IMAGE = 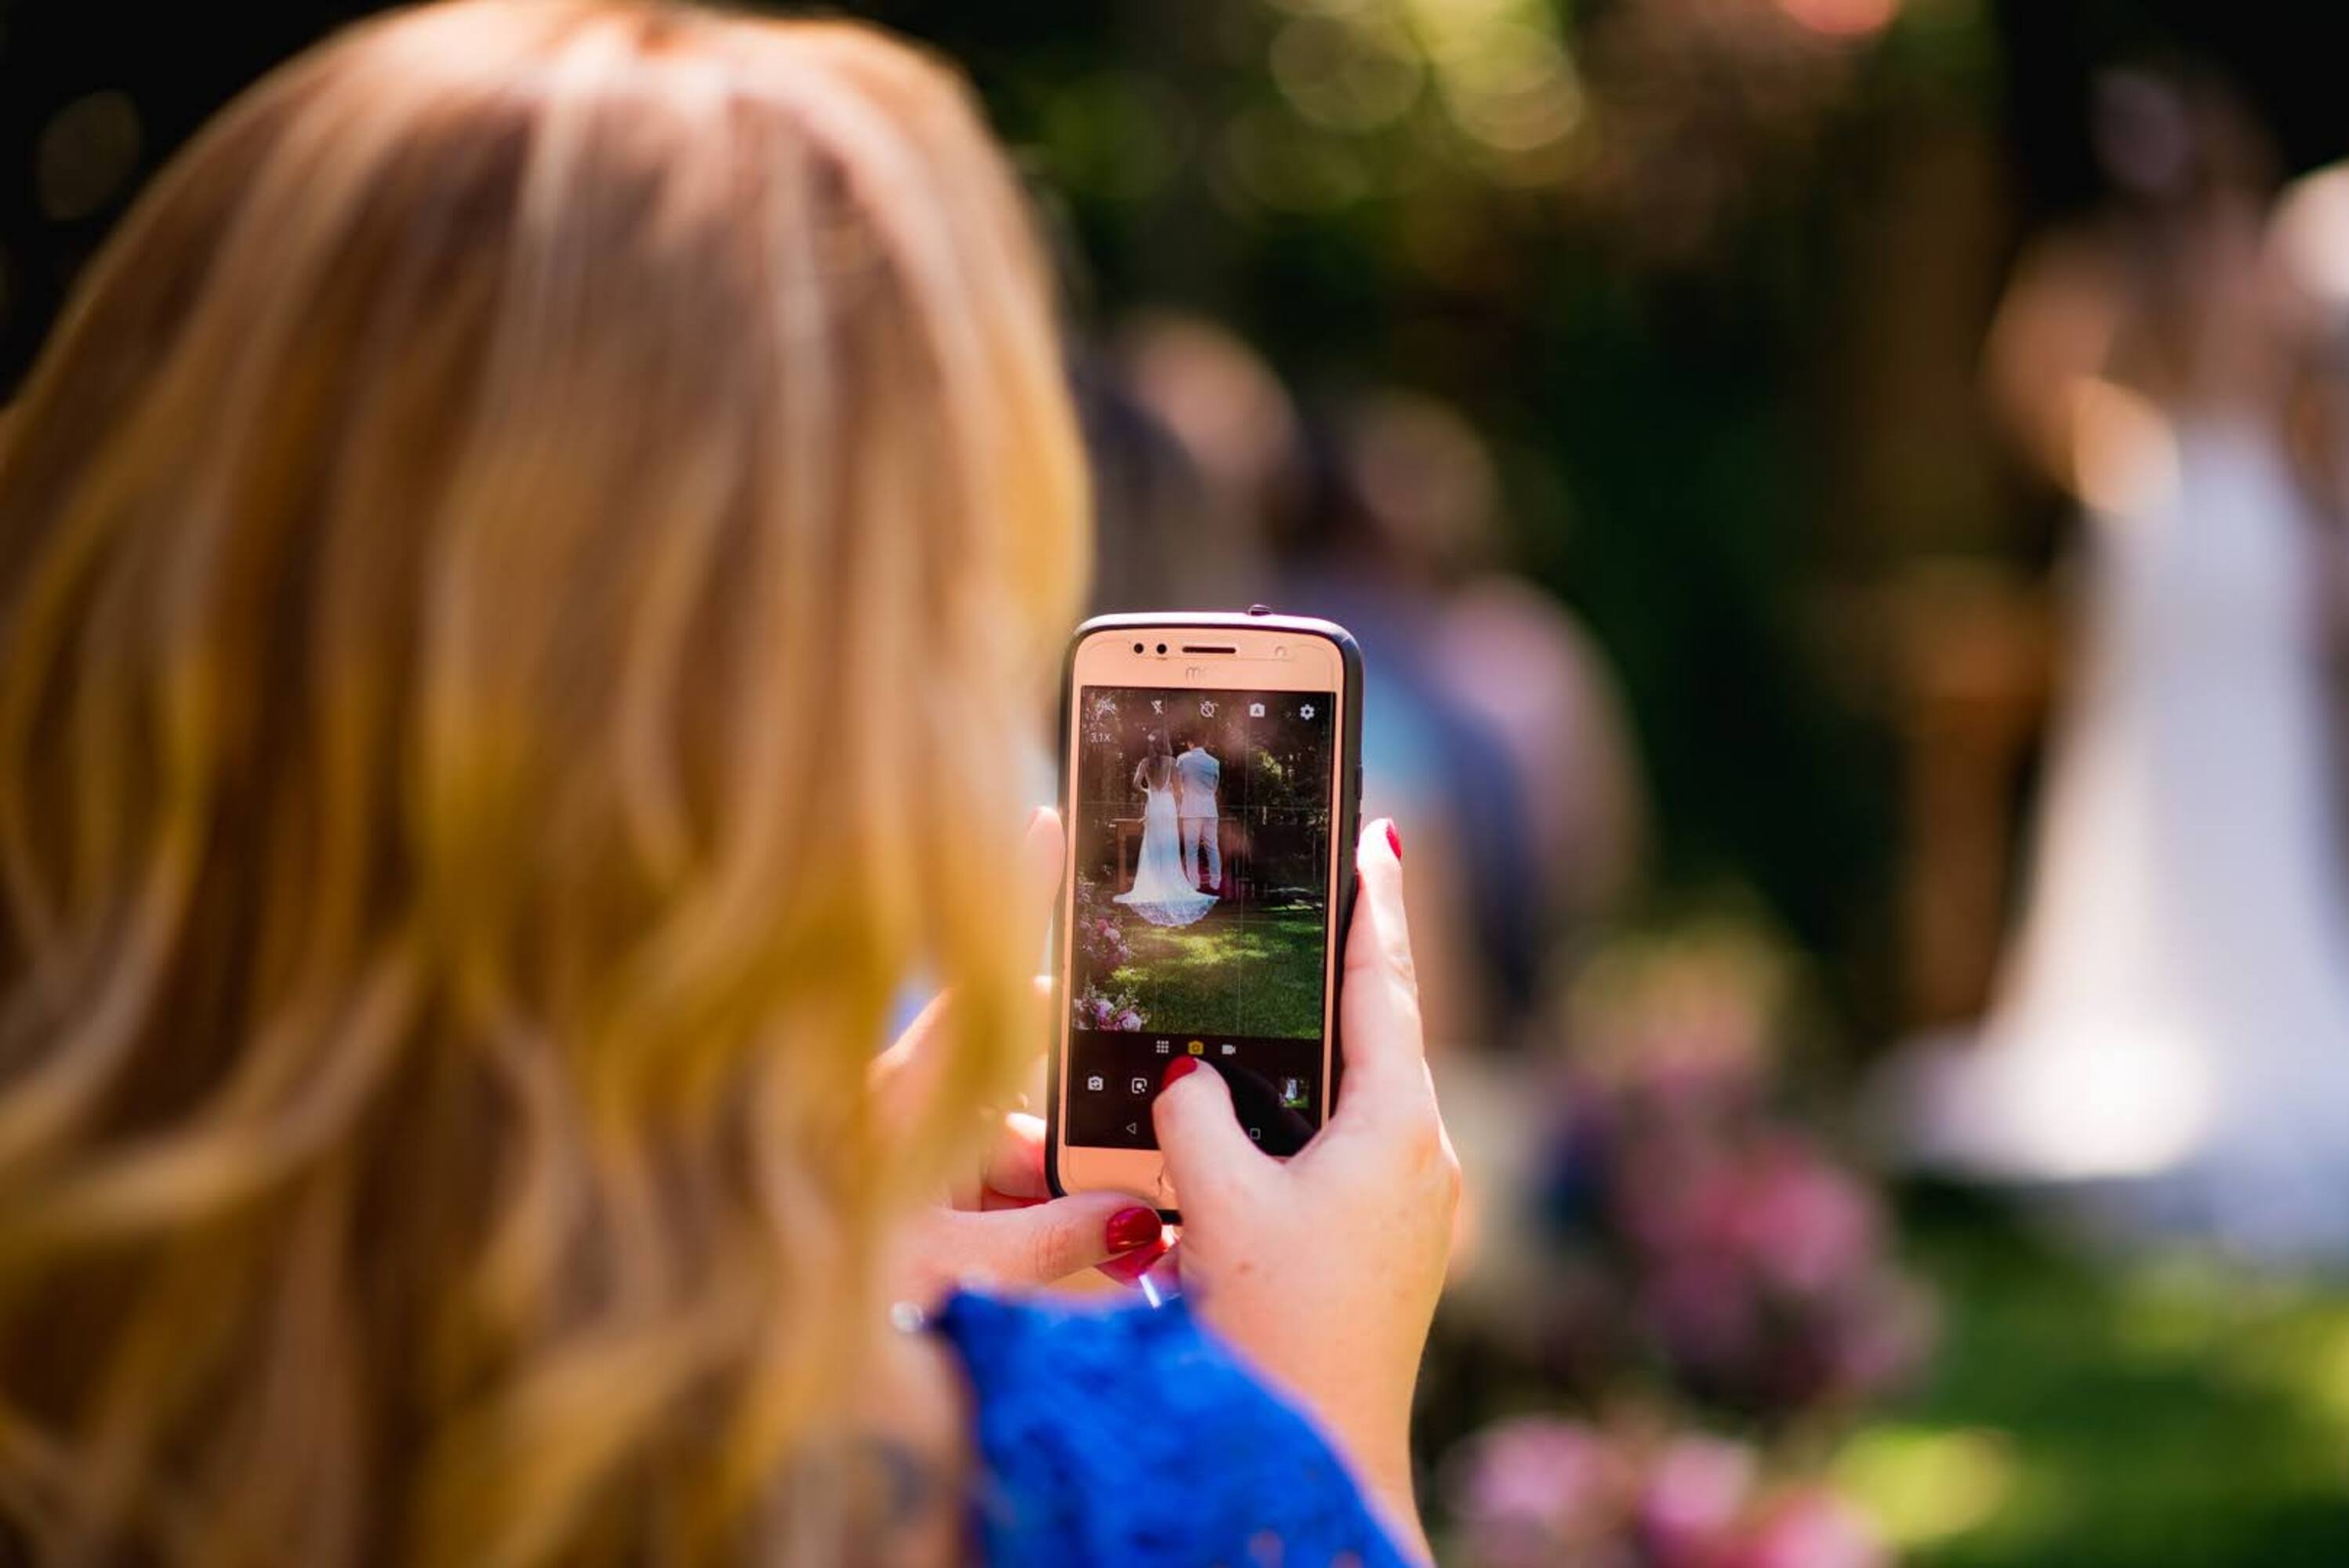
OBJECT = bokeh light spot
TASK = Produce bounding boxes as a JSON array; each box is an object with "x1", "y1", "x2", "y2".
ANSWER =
[
  {"x1": 1269, "y1": 13, "x2": 1423, "y2": 133},
  {"x1": 1222, "y1": 107, "x2": 1374, "y2": 212},
  {"x1": 2275, "y1": 164, "x2": 2349, "y2": 308}
]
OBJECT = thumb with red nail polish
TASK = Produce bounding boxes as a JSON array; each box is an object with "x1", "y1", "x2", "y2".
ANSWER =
[{"x1": 909, "y1": 1187, "x2": 1174, "y2": 1293}]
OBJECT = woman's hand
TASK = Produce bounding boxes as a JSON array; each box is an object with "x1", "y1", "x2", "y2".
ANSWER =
[
  {"x1": 877, "y1": 810, "x2": 1171, "y2": 1301},
  {"x1": 892, "y1": 1086, "x2": 1171, "y2": 1298},
  {"x1": 1152, "y1": 818, "x2": 1459, "y2": 1557}
]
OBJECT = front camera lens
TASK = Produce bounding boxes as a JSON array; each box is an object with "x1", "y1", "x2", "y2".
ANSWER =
[
  {"x1": 1133, "y1": 641, "x2": 1144, "y2": 653},
  {"x1": 1156, "y1": 642, "x2": 1167, "y2": 655}
]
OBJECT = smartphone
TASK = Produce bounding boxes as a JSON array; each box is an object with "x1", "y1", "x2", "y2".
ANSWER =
[{"x1": 1047, "y1": 611, "x2": 1363, "y2": 1218}]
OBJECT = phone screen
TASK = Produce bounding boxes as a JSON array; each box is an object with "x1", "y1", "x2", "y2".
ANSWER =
[{"x1": 1066, "y1": 683, "x2": 1338, "y2": 1157}]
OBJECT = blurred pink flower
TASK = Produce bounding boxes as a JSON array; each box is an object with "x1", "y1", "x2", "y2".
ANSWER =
[
  {"x1": 1638, "y1": 1434, "x2": 1756, "y2": 1565},
  {"x1": 1447, "y1": 1416, "x2": 1632, "y2": 1567},
  {"x1": 1072, "y1": 887, "x2": 1135, "y2": 973},
  {"x1": 1721, "y1": 1487, "x2": 1885, "y2": 1568},
  {"x1": 1730, "y1": 1136, "x2": 1881, "y2": 1298},
  {"x1": 1447, "y1": 1415, "x2": 1886, "y2": 1568}
]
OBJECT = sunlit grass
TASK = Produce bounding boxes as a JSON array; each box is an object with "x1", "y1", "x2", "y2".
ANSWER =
[
  {"x1": 2304, "y1": 1319, "x2": 2349, "y2": 1436},
  {"x1": 1109, "y1": 902, "x2": 1324, "y2": 1038},
  {"x1": 1833, "y1": 1424, "x2": 2019, "y2": 1552},
  {"x1": 1871, "y1": 1186, "x2": 2349, "y2": 1566}
]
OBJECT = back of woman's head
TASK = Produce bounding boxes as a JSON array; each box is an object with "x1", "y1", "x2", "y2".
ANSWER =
[{"x1": 0, "y1": 2, "x2": 1085, "y2": 1559}]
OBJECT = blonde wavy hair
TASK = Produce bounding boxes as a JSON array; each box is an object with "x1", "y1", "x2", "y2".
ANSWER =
[{"x1": 0, "y1": 2, "x2": 1086, "y2": 1561}]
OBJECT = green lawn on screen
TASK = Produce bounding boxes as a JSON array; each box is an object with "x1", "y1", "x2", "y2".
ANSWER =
[{"x1": 1110, "y1": 902, "x2": 1323, "y2": 1040}]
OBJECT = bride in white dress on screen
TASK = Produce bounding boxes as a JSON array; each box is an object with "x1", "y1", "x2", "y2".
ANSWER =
[{"x1": 1116, "y1": 732, "x2": 1217, "y2": 928}]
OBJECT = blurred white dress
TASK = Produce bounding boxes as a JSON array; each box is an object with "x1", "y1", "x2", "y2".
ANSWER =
[
  {"x1": 1915, "y1": 417, "x2": 2349, "y2": 1258},
  {"x1": 1116, "y1": 783, "x2": 1215, "y2": 928}
]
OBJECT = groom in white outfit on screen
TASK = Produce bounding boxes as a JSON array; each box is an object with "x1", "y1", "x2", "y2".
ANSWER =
[{"x1": 1174, "y1": 736, "x2": 1222, "y2": 897}]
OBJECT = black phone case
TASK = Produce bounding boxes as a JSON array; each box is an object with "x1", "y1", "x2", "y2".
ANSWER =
[{"x1": 1044, "y1": 611, "x2": 1366, "y2": 1221}]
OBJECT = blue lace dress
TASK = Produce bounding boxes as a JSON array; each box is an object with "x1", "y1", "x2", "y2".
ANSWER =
[{"x1": 932, "y1": 1290, "x2": 1414, "y2": 1566}]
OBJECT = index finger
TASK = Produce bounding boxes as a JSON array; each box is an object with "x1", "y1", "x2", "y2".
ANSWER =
[
  {"x1": 981, "y1": 1111, "x2": 1051, "y2": 1201},
  {"x1": 1336, "y1": 818, "x2": 1428, "y2": 1105}
]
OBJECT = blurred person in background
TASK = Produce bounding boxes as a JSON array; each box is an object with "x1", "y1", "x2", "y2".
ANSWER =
[
  {"x1": 1069, "y1": 357, "x2": 1215, "y2": 619},
  {"x1": 1282, "y1": 391, "x2": 1541, "y2": 1054},
  {"x1": 1898, "y1": 62, "x2": 2349, "y2": 1261},
  {"x1": 1276, "y1": 388, "x2": 1646, "y2": 1053},
  {"x1": 0, "y1": 2, "x2": 1460, "y2": 1562},
  {"x1": 1414, "y1": 458, "x2": 1648, "y2": 956},
  {"x1": 1100, "y1": 310, "x2": 1288, "y2": 613}
]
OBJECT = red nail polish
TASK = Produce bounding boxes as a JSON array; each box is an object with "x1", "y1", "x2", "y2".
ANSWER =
[
  {"x1": 1162, "y1": 1057, "x2": 1200, "y2": 1089},
  {"x1": 1097, "y1": 1236, "x2": 1171, "y2": 1287},
  {"x1": 1106, "y1": 1206, "x2": 1160, "y2": 1254},
  {"x1": 1385, "y1": 820, "x2": 1403, "y2": 863}
]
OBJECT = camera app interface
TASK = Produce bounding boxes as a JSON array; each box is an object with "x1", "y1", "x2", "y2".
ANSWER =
[{"x1": 1066, "y1": 684, "x2": 1336, "y2": 1157}]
